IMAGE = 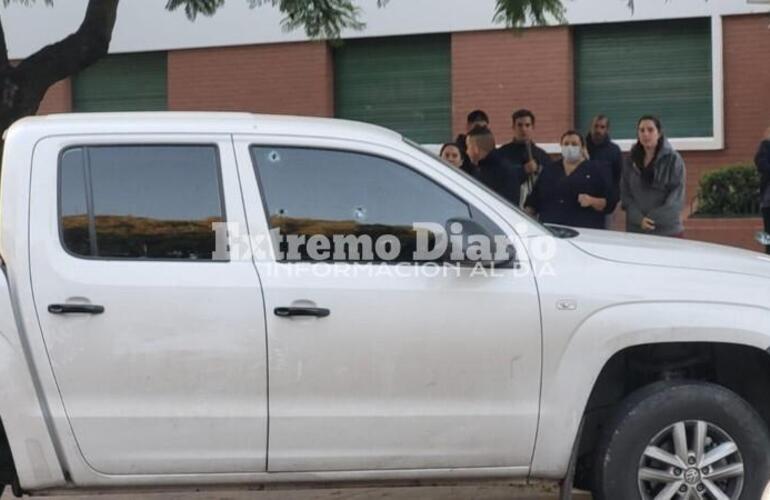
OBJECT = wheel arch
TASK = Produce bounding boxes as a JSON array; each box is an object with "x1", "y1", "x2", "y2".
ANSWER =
[{"x1": 531, "y1": 300, "x2": 770, "y2": 481}]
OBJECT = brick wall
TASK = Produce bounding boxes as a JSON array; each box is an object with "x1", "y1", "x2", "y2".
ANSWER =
[
  {"x1": 36, "y1": 78, "x2": 72, "y2": 114},
  {"x1": 677, "y1": 14, "x2": 770, "y2": 250},
  {"x1": 168, "y1": 41, "x2": 334, "y2": 117},
  {"x1": 451, "y1": 27, "x2": 573, "y2": 145},
  {"x1": 682, "y1": 14, "x2": 770, "y2": 207},
  {"x1": 685, "y1": 217, "x2": 766, "y2": 252}
]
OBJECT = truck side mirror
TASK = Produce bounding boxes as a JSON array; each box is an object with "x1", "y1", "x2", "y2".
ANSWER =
[{"x1": 442, "y1": 217, "x2": 516, "y2": 268}]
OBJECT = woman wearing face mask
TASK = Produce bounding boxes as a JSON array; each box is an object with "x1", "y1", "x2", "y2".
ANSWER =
[
  {"x1": 439, "y1": 143, "x2": 464, "y2": 169},
  {"x1": 525, "y1": 130, "x2": 617, "y2": 229},
  {"x1": 622, "y1": 116, "x2": 686, "y2": 236}
]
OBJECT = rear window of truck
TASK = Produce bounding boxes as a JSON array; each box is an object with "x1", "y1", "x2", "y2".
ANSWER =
[{"x1": 59, "y1": 145, "x2": 226, "y2": 261}]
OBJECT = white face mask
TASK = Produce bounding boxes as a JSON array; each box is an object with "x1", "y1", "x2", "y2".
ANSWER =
[{"x1": 561, "y1": 145, "x2": 583, "y2": 163}]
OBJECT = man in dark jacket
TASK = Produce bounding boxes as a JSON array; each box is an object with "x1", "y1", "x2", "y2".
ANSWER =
[
  {"x1": 586, "y1": 115, "x2": 623, "y2": 229},
  {"x1": 456, "y1": 110, "x2": 490, "y2": 175},
  {"x1": 586, "y1": 115, "x2": 623, "y2": 189},
  {"x1": 756, "y1": 131, "x2": 770, "y2": 254},
  {"x1": 466, "y1": 125, "x2": 522, "y2": 207},
  {"x1": 496, "y1": 109, "x2": 551, "y2": 207}
]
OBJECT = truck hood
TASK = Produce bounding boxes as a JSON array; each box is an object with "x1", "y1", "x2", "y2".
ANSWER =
[{"x1": 567, "y1": 228, "x2": 770, "y2": 280}]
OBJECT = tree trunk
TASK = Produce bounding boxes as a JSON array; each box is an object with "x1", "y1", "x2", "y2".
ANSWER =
[{"x1": 0, "y1": 0, "x2": 120, "y2": 135}]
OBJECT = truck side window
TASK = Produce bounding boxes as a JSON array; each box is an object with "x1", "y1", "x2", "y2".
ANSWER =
[
  {"x1": 60, "y1": 148, "x2": 92, "y2": 256},
  {"x1": 59, "y1": 145, "x2": 226, "y2": 261},
  {"x1": 250, "y1": 146, "x2": 472, "y2": 263}
]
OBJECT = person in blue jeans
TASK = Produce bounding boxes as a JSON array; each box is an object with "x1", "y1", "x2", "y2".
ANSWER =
[{"x1": 756, "y1": 128, "x2": 770, "y2": 254}]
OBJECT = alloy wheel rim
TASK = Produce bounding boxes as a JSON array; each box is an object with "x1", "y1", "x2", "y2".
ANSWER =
[{"x1": 637, "y1": 420, "x2": 744, "y2": 500}]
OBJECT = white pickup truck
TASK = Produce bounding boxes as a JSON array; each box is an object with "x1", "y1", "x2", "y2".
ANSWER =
[{"x1": 1, "y1": 113, "x2": 769, "y2": 500}]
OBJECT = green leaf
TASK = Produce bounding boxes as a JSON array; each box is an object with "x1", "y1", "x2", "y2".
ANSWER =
[
  {"x1": 695, "y1": 163, "x2": 761, "y2": 217},
  {"x1": 493, "y1": 0, "x2": 567, "y2": 27}
]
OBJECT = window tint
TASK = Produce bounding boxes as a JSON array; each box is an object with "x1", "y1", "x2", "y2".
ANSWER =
[
  {"x1": 250, "y1": 146, "x2": 471, "y2": 262},
  {"x1": 59, "y1": 145, "x2": 225, "y2": 260}
]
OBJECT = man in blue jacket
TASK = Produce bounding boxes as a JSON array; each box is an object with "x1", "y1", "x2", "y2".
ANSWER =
[
  {"x1": 756, "y1": 129, "x2": 770, "y2": 254},
  {"x1": 586, "y1": 115, "x2": 623, "y2": 228}
]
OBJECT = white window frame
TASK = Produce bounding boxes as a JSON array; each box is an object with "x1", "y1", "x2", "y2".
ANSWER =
[{"x1": 555, "y1": 15, "x2": 724, "y2": 154}]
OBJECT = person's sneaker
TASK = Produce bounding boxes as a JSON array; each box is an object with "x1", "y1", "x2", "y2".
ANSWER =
[{"x1": 756, "y1": 231, "x2": 770, "y2": 245}]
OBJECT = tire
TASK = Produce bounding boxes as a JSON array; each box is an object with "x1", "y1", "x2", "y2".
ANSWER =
[{"x1": 593, "y1": 381, "x2": 770, "y2": 500}]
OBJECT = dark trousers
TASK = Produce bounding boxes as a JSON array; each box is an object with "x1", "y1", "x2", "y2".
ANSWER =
[{"x1": 764, "y1": 207, "x2": 770, "y2": 254}]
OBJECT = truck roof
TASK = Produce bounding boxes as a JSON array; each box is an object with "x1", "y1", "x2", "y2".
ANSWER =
[{"x1": 5, "y1": 112, "x2": 404, "y2": 144}]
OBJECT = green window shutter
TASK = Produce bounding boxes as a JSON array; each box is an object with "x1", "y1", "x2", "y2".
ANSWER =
[
  {"x1": 575, "y1": 18, "x2": 712, "y2": 140},
  {"x1": 335, "y1": 35, "x2": 451, "y2": 144},
  {"x1": 73, "y1": 52, "x2": 167, "y2": 112}
]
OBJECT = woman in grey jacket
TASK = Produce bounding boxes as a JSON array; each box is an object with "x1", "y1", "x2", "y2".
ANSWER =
[{"x1": 621, "y1": 116, "x2": 686, "y2": 236}]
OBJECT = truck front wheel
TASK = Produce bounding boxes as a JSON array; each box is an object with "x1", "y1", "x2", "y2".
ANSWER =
[{"x1": 594, "y1": 381, "x2": 770, "y2": 500}]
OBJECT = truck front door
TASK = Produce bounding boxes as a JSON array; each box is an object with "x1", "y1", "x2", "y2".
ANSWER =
[{"x1": 234, "y1": 138, "x2": 543, "y2": 472}]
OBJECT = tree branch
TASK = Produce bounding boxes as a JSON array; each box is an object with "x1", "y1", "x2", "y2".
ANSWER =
[
  {"x1": 0, "y1": 15, "x2": 9, "y2": 70},
  {"x1": 17, "y1": 0, "x2": 119, "y2": 88},
  {"x1": 0, "y1": 0, "x2": 119, "y2": 133}
]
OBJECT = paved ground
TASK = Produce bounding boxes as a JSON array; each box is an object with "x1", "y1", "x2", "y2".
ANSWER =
[{"x1": 1, "y1": 483, "x2": 591, "y2": 499}]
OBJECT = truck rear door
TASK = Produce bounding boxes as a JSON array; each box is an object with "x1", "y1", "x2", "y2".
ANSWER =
[{"x1": 29, "y1": 135, "x2": 268, "y2": 475}]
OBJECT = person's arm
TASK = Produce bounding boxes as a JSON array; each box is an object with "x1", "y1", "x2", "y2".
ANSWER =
[
  {"x1": 507, "y1": 169, "x2": 522, "y2": 208},
  {"x1": 756, "y1": 140, "x2": 770, "y2": 176},
  {"x1": 524, "y1": 170, "x2": 541, "y2": 215},
  {"x1": 498, "y1": 147, "x2": 527, "y2": 187},
  {"x1": 535, "y1": 146, "x2": 552, "y2": 171},
  {"x1": 579, "y1": 194, "x2": 607, "y2": 212},
  {"x1": 600, "y1": 162, "x2": 620, "y2": 214},
  {"x1": 580, "y1": 164, "x2": 617, "y2": 213},
  {"x1": 621, "y1": 161, "x2": 646, "y2": 228},
  {"x1": 611, "y1": 145, "x2": 623, "y2": 189},
  {"x1": 646, "y1": 154, "x2": 686, "y2": 227}
]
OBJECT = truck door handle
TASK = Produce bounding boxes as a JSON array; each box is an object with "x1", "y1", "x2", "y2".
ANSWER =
[
  {"x1": 274, "y1": 307, "x2": 330, "y2": 318},
  {"x1": 48, "y1": 304, "x2": 105, "y2": 315}
]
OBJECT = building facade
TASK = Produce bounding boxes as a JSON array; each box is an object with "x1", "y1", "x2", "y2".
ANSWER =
[{"x1": 7, "y1": 0, "x2": 770, "y2": 249}]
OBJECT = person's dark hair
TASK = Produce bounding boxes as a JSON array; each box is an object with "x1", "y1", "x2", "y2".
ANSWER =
[
  {"x1": 440, "y1": 143, "x2": 460, "y2": 156},
  {"x1": 630, "y1": 115, "x2": 665, "y2": 184},
  {"x1": 467, "y1": 110, "x2": 490, "y2": 125},
  {"x1": 592, "y1": 114, "x2": 610, "y2": 128},
  {"x1": 560, "y1": 129, "x2": 585, "y2": 146},
  {"x1": 512, "y1": 109, "x2": 536, "y2": 126},
  {"x1": 467, "y1": 125, "x2": 496, "y2": 155}
]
